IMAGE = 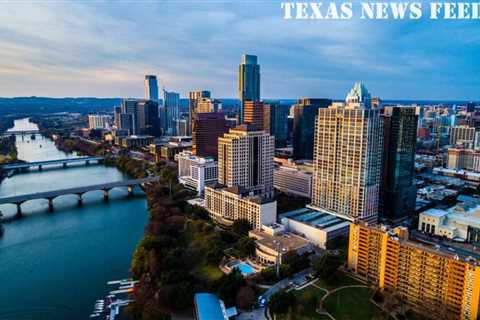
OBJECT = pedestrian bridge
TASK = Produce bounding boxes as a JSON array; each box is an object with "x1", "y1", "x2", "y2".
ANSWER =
[
  {"x1": 1, "y1": 156, "x2": 104, "y2": 171},
  {"x1": 0, "y1": 176, "x2": 159, "y2": 218}
]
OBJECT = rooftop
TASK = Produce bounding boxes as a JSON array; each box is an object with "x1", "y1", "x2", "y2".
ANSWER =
[
  {"x1": 280, "y1": 207, "x2": 350, "y2": 232},
  {"x1": 194, "y1": 293, "x2": 227, "y2": 320},
  {"x1": 250, "y1": 230, "x2": 310, "y2": 253}
]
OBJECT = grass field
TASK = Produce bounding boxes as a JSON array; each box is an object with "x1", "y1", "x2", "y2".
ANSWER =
[{"x1": 323, "y1": 286, "x2": 387, "y2": 320}]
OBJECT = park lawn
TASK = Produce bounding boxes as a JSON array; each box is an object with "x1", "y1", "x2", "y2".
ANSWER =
[
  {"x1": 323, "y1": 287, "x2": 386, "y2": 320},
  {"x1": 196, "y1": 264, "x2": 224, "y2": 281},
  {"x1": 291, "y1": 285, "x2": 327, "y2": 319},
  {"x1": 315, "y1": 274, "x2": 363, "y2": 290}
]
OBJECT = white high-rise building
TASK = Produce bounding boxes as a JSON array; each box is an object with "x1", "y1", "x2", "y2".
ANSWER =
[
  {"x1": 311, "y1": 83, "x2": 383, "y2": 224},
  {"x1": 218, "y1": 124, "x2": 274, "y2": 198}
]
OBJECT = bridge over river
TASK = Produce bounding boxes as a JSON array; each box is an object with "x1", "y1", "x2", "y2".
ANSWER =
[
  {"x1": 1, "y1": 156, "x2": 105, "y2": 172},
  {"x1": 0, "y1": 176, "x2": 159, "y2": 218}
]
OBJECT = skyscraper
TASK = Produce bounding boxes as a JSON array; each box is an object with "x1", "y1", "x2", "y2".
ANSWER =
[
  {"x1": 189, "y1": 90, "x2": 211, "y2": 134},
  {"x1": 192, "y1": 112, "x2": 227, "y2": 159},
  {"x1": 311, "y1": 84, "x2": 382, "y2": 223},
  {"x1": 243, "y1": 100, "x2": 264, "y2": 131},
  {"x1": 346, "y1": 82, "x2": 371, "y2": 108},
  {"x1": 218, "y1": 125, "x2": 274, "y2": 198},
  {"x1": 292, "y1": 98, "x2": 332, "y2": 160},
  {"x1": 144, "y1": 75, "x2": 159, "y2": 101},
  {"x1": 263, "y1": 103, "x2": 290, "y2": 147},
  {"x1": 196, "y1": 97, "x2": 221, "y2": 113},
  {"x1": 118, "y1": 99, "x2": 159, "y2": 136},
  {"x1": 380, "y1": 106, "x2": 418, "y2": 223},
  {"x1": 238, "y1": 54, "x2": 260, "y2": 124},
  {"x1": 162, "y1": 89, "x2": 180, "y2": 136}
]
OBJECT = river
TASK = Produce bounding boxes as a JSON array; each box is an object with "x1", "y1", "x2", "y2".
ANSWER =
[{"x1": 0, "y1": 118, "x2": 147, "y2": 320}]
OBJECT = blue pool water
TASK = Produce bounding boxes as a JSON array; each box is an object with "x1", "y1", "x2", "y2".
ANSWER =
[{"x1": 234, "y1": 263, "x2": 256, "y2": 276}]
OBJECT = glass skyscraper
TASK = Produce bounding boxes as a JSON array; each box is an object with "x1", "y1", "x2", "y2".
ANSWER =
[
  {"x1": 238, "y1": 54, "x2": 260, "y2": 124},
  {"x1": 380, "y1": 106, "x2": 418, "y2": 223},
  {"x1": 263, "y1": 102, "x2": 290, "y2": 147},
  {"x1": 292, "y1": 98, "x2": 331, "y2": 160},
  {"x1": 162, "y1": 89, "x2": 180, "y2": 136},
  {"x1": 144, "y1": 75, "x2": 159, "y2": 101}
]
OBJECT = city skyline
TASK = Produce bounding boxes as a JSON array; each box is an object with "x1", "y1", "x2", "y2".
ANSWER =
[{"x1": 0, "y1": 2, "x2": 479, "y2": 100}]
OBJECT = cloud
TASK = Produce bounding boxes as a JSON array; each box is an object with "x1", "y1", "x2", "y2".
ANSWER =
[{"x1": 0, "y1": 1, "x2": 478, "y2": 100}]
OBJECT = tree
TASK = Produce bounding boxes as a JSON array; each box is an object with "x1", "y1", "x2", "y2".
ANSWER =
[
  {"x1": 234, "y1": 236, "x2": 256, "y2": 258},
  {"x1": 231, "y1": 219, "x2": 252, "y2": 236},
  {"x1": 268, "y1": 290, "x2": 295, "y2": 317},
  {"x1": 217, "y1": 269, "x2": 246, "y2": 306},
  {"x1": 313, "y1": 253, "x2": 344, "y2": 285},
  {"x1": 236, "y1": 286, "x2": 256, "y2": 310}
]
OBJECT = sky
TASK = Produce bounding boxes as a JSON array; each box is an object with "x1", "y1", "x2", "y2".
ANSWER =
[{"x1": 0, "y1": 1, "x2": 479, "y2": 100}]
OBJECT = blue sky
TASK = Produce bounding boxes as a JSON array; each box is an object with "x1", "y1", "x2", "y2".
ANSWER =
[{"x1": 0, "y1": 1, "x2": 479, "y2": 100}]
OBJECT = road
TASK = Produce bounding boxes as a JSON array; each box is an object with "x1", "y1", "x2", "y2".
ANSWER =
[{"x1": 236, "y1": 268, "x2": 313, "y2": 320}]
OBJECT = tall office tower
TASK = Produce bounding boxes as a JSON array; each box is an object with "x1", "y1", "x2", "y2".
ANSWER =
[
  {"x1": 263, "y1": 103, "x2": 290, "y2": 147},
  {"x1": 113, "y1": 106, "x2": 121, "y2": 128},
  {"x1": 137, "y1": 99, "x2": 160, "y2": 136},
  {"x1": 144, "y1": 75, "x2": 159, "y2": 101},
  {"x1": 467, "y1": 101, "x2": 476, "y2": 113},
  {"x1": 243, "y1": 100, "x2": 264, "y2": 131},
  {"x1": 450, "y1": 125, "x2": 476, "y2": 145},
  {"x1": 346, "y1": 81, "x2": 372, "y2": 108},
  {"x1": 120, "y1": 99, "x2": 139, "y2": 134},
  {"x1": 192, "y1": 112, "x2": 227, "y2": 159},
  {"x1": 197, "y1": 97, "x2": 221, "y2": 113},
  {"x1": 188, "y1": 90, "x2": 211, "y2": 134},
  {"x1": 163, "y1": 89, "x2": 180, "y2": 136},
  {"x1": 238, "y1": 54, "x2": 260, "y2": 124},
  {"x1": 119, "y1": 99, "x2": 159, "y2": 136},
  {"x1": 292, "y1": 98, "x2": 332, "y2": 160},
  {"x1": 380, "y1": 106, "x2": 418, "y2": 223},
  {"x1": 348, "y1": 223, "x2": 480, "y2": 320},
  {"x1": 218, "y1": 125, "x2": 274, "y2": 198},
  {"x1": 311, "y1": 84, "x2": 382, "y2": 223}
]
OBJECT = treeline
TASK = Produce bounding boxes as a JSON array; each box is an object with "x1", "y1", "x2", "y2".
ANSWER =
[{"x1": 128, "y1": 163, "x2": 261, "y2": 319}]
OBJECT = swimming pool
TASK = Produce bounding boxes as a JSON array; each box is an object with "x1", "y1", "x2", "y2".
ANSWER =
[{"x1": 233, "y1": 262, "x2": 256, "y2": 276}]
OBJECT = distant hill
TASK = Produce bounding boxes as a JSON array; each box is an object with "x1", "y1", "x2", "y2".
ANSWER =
[{"x1": 0, "y1": 96, "x2": 475, "y2": 117}]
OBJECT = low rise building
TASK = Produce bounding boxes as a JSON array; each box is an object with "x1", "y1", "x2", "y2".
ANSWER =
[
  {"x1": 176, "y1": 151, "x2": 218, "y2": 195},
  {"x1": 419, "y1": 198, "x2": 480, "y2": 244},
  {"x1": 273, "y1": 163, "x2": 313, "y2": 198},
  {"x1": 204, "y1": 185, "x2": 276, "y2": 230},
  {"x1": 248, "y1": 229, "x2": 312, "y2": 266},
  {"x1": 194, "y1": 293, "x2": 237, "y2": 320},
  {"x1": 115, "y1": 135, "x2": 154, "y2": 148},
  {"x1": 279, "y1": 207, "x2": 350, "y2": 249},
  {"x1": 348, "y1": 223, "x2": 480, "y2": 320}
]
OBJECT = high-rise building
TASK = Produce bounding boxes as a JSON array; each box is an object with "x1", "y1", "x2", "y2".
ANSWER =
[
  {"x1": 162, "y1": 89, "x2": 180, "y2": 136},
  {"x1": 238, "y1": 54, "x2": 260, "y2": 123},
  {"x1": 467, "y1": 101, "x2": 476, "y2": 113},
  {"x1": 189, "y1": 90, "x2": 211, "y2": 134},
  {"x1": 263, "y1": 103, "x2": 290, "y2": 147},
  {"x1": 243, "y1": 100, "x2": 264, "y2": 131},
  {"x1": 311, "y1": 84, "x2": 382, "y2": 223},
  {"x1": 348, "y1": 223, "x2": 480, "y2": 320},
  {"x1": 137, "y1": 100, "x2": 160, "y2": 136},
  {"x1": 218, "y1": 125, "x2": 274, "y2": 198},
  {"x1": 292, "y1": 98, "x2": 332, "y2": 160},
  {"x1": 450, "y1": 125, "x2": 475, "y2": 145},
  {"x1": 144, "y1": 75, "x2": 159, "y2": 101},
  {"x1": 192, "y1": 112, "x2": 227, "y2": 159},
  {"x1": 118, "y1": 99, "x2": 159, "y2": 136},
  {"x1": 197, "y1": 97, "x2": 221, "y2": 113},
  {"x1": 346, "y1": 82, "x2": 372, "y2": 108},
  {"x1": 380, "y1": 106, "x2": 418, "y2": 223},
  {"x1": 177, "y1": 151, "x2": 218, "y2": 196}
]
